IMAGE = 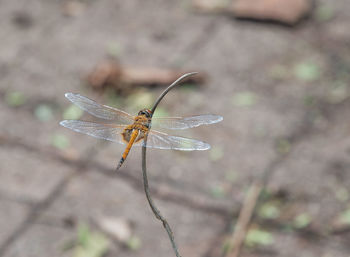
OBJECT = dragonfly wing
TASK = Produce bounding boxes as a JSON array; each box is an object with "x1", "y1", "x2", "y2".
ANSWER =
[
  {"x1": 65, "y1": 93, "x2": 133, "y2": 124},
  {"x1": 151, "y1": 114, "x2": 223, "y2": 130},
  {"x1": 141, "y1": 130, "x2": 210, "y2": 151},
  {"x1": 60, "y1": 120, "x2": 127, "y2": 144}
]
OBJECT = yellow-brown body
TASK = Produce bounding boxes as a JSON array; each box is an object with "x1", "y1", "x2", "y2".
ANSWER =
[{"x1": 116, "y1": 110, "x2": 152, "y2": 170}]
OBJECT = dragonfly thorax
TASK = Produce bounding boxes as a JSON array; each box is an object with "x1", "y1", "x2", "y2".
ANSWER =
[
  {"x1": 123, "y1": 114, "x2": 150, "y2": 144},
  {"x1": 134, "y1": 112, "x2": 151, "y2": 128}
]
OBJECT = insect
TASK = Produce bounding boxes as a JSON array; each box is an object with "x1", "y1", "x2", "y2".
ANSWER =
[{"x1": 60, "y1": 93, "x2": 223, "y2": 170}]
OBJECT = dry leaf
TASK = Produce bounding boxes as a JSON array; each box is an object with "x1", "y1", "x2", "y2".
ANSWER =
[
  {"x1": 193, "y1": 0, "x2": 312, "y2": 25},
  {"x1": 87, "y1": 59, "x2": 207, "y2": 94},
  {"x1": 231, "y1": 0, "x2": 312, "y2": 24},
  {"x1": 62, "y1": 0, "x2": 86, "y2": 17},
  {"x1": 97, "y1": 216, "x2": 132, "y2": 243}
]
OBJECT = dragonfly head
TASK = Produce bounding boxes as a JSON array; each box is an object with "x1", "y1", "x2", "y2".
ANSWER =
[{"x1": 138, "y1": 109, "x2": 152, "y2": 118}]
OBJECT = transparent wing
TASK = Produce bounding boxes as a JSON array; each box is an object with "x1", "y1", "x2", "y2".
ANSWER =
[
  {"x1": 151, "y1": 114, "x2": 223, "y2": 130},
  {"x1": 60, "y1": 120, "x2": 127, "y2": 144},
  {"x1": 142, "y1": 130, "x2": 210, "y2": 151},
  {"x1": 60, "y1": 120, "x2": 211, "y2": 151},
  {"x1": 65, "y1": 93, "x2": 133, "y2": 124}
]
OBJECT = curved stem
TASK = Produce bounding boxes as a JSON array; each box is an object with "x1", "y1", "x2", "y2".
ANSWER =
[
  {"x1": 150, "y1": 72, "x2": 198, "y2": 115},
  {"x1": 142, "y1": 72, "x2": 198, "y2": 257},
  {"x1": 142, "y1": 143, "x2": 181, "y2": 257}
]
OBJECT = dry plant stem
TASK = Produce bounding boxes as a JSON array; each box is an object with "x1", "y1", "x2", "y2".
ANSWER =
[
  {"x1": 151, "y1": 72, "x2": 198, "y2": 113},
  {"x1": 226, "y1": 181, "x2": 262, "y2": 257},
  {"x1": 142, "y1": 144, "x2": 181, "y2": 257},
  {"x1": 142, "y1": 72, "x2": 198, "y2": 257},
  {"x1": 225, "y1": 155, "x2": 289, "y2": 257}
]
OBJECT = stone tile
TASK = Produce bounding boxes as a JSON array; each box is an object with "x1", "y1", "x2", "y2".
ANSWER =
[
  {"x1": 0, "y1": 100, "x2": 100, "y2": 155},
  {"x1": 3, "y1": 224, "x2": 72, "y2": 257},
  {"x1": 0, "y1": 0, "x2": 349, "y2": 256},
  {"x1": 270, "y1": 101, "x2": 350, "y2": 226},
  {"x1": 42, "y1": 171, "x2": 225, "y2": 257},
  {"x1": 0, "y1": 200, "x2": 30, "y2": 247},
  {"x1": 268, "y1": 231, "x2": 349, "y2": 257},
  {"x1": 0, "y1": 0, "x2": 214, "y2": 100},
  {"x1": 0, "y1": 147, "x2": 71, "y2": 203}
]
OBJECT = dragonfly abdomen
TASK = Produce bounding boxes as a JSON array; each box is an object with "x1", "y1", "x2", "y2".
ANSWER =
[{"x1": 117, "y1": 129, "x2": 139, "y2": 171}]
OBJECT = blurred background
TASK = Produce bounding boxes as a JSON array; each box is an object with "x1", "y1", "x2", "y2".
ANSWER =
[{"x1": 1, "y1": 0, "x2": 350, "y2": 256}]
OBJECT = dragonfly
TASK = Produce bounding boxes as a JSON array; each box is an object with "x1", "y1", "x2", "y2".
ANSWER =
[{"x1": 60, "y1": 93, "x2": 223, "y2": 170}]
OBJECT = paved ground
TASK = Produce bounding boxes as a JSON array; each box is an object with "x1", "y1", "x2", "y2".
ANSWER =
[{"x1": 1, "y1": 0, "x2": 350, "y2": 256}]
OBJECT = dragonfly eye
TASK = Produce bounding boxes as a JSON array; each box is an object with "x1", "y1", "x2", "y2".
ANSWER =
[
  {"x1": 144, "y1": 110, "x2": 151, "y2": 118},
  {"x1": 138, "y1": 109, "x2": 152, "y2": 118}
]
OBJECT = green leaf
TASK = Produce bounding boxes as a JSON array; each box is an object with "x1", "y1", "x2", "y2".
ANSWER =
[
  {"x1": 258, "y1": 202, "x2": 280, "y2": 220},
  {"x1": 51, "y1": 133, "x2": 70, "y2": 150},
  {"x1": 221, "y1": 238, "x2": 233, "y2": 255},
  {"x1": 34, "y1": 104, "x2": 54, "y2": 122},
  {"x1": 77, "y1": 223, "x2": 90, "y2": 246},
  {"x1": 315, "y1": 5, "x2": 334, "y2": 22},
  {"x1": 259, "y1": 188, "x2": 273, "y2": 201},
  {"x1": 73, "y1": 223, "x2": 110, "y2": 257},
  {"x1": 126, "y1": 236, "x2": 141, "y2": 251},
  {"x1": 276, "y1": 139, "x2": 291, "y2": 154},
  {"x1": 126, "y1": 92, "x2": 154, "y2": 112},
  {"x1": 245, "y1": 228, "x2": 274, "y2": 247},
  {"x1": 231, "y1": 91, "x2": 257, "y2": 107},
  {"x1": 210, "y1": 185, "x2": 226, "y2": 198},
  {"x1": 225, "y1": 170, "x2": 238, "y2": 183},
  {"x1": 106, "y1": 42, "x2": 122, "y2": 58},
  {"x1": 209, "y1": 146, "x2": 224, "y2": 161},
  {"x1": 63, "y1": 104, "x2": 84, "y2": 120},
  {"x1": 294, "y1": 62, "x2": 320, "y2": 81},
  {"x1": 339, "y1": 209, "x2": 350, "y2": 225},
  {"x1": 5, "y1": 91, "x2": 26, "y2": 107},
  {"x1": 293, "y1": 213, "x2": 312, "y2": 229}
]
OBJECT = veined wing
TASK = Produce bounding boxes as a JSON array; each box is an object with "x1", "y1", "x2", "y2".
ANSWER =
[
  {"x1": 151, "y1": 114, "x2": 223, "y2": 130},
  {"x1": 60, "y1": 120, "x2": 127, "y2": 144},
  {"x1": 60, "y1": 120, "x2": 211, "y2": 150},
  {"x1": 141, "y1": 130, "x2": 210, "y2": 151},
  {"x1": 65, "y1": 93, "x2": 133, "y2": 124}
]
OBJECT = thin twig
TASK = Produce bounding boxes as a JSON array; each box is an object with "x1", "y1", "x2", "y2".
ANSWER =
[
  {"x1": 225, "y1": 181, "x2": 263, "y2": 257},
  {"x1": 150, "y1": 72, "x2": 198, "y2": 114},
  {"x1": 224, "y1": 152, "x2": 290, "y2": 257},
  {"x1": 142, "y1": 72, "x2": 198, "y2": 257}
]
